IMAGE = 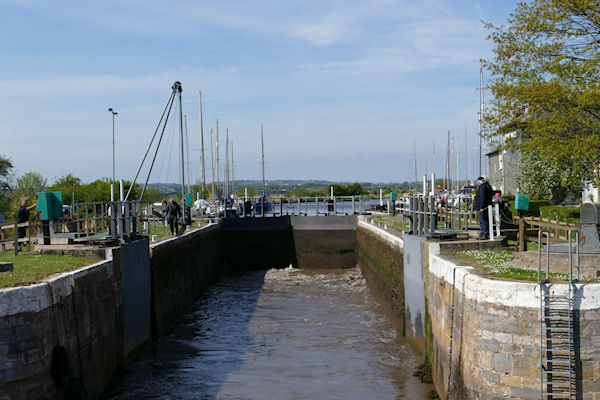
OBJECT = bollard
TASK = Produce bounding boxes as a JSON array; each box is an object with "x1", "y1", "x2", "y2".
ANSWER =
[
  {"x1": 488, "y1": 205, "x2": 494, "y2": 241},
  {"x1": 495, "y1": 202, "x2": 501, "y2": 238}
]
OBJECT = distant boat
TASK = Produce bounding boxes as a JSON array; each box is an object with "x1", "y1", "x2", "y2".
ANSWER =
[{"x1": 254, "y1": 192, "x2": 274, "y2": 215}]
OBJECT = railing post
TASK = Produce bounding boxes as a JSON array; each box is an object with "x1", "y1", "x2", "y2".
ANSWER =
[
  {"x1": 315, "y1": 196, "x2": 318, "y2": 216},
  {"x1": 430, "y1": 196, "x2": 436, "y2": 235},
  {"x1": 1, "y1": 226, "x2": 5, "y2": 252},
  {"x1": 76, "y1": 203, "x2": 80, "y2": 238},
  {"x1": 14, "y1": 220, "x2": 18, "y2": 256},
  {"x1": 417, "y1": 196, "x2": 423, "y2": 236},
  {"x1": 408, "y1": 197, "x2": 414, "y2": 233},
  {"x1": 424, "y1": 196, "x2": 430, "y2": 236},
  {"x1": 26, "y1": 223, "x2": 31, "y2": 252}
]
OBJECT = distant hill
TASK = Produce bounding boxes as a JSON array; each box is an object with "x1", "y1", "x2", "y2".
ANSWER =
[{"x1": 148, "y1": 180, "x2": 412, "y2": 195}]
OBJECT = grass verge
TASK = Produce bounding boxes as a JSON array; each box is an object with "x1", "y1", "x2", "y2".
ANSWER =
[
  {"x1": 455, "y1": 249, "x2": 600, "y2": 282},
  {"x1": 0, "y1": 252, "x2": 100, "y2": 288}
]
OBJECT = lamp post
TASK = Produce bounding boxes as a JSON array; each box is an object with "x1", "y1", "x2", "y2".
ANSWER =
[{"x1": 108, "y1": 108, "x2": 118, "y2": 201}]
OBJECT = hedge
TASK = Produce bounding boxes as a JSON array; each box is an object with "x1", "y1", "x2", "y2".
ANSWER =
[
  {"x1": 539, "y1": 205, "x2": 580, "y2": 224},
  {"x1": 508, "y1": 199, "x2": 551, "y2": 217}
]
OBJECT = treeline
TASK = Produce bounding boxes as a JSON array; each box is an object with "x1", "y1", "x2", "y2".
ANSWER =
[{"x1": 0, "y1": 158, "x2": 163, "y2": 220}]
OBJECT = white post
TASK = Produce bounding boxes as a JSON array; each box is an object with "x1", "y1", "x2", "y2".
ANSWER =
[
  {"x1": 430, "y1": 173, "x2": 435, "y2": 196},
  {"x1": 495, "y1": 202, "x2": 501, "y2": 237},
  {"x1": 119, "y1": 179, "x2": 124, "y2": 201},
  {"x1": 110, "y1": 184, "x2": 115, "y2": 202},
  {"x1": 244, "y1": 187, "x2": 248, "y2": 201},
  {"x1": 197, "y1": 192, "x2": 200, "y2": 201},
  {"x1": 488, "y1": 205, "x2": 494, "y2": 240},
  {"x1": 330, "y1": 185, "x2": 334, "y2": 199},
  {"x1": 387, "y1": 199, "x2": 390, "y2": 215},
  {"x1": 423, "y1": 174, "x2": 427, "y2": 197},
  {"x1": 379, "y1": 188, "x2": 383, "y2": 206}
]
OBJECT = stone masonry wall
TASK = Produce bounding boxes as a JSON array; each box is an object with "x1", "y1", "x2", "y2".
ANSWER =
[
  {"x1": 150, "y1": 223, "x2": 224, "y2": 337},
  {"x1": 426, "y1": 244, "x2": 600, "y2": 399},
  {"x1": 0, "y1": 259, "x2": 123, "y2": 400},
  {"x1": 0, "y1": 223, "x2": 226, "y2": 400},
  {"x1": 356, "y1": 228, "x2": 406, "y2": 336},
  {"x1": 356, "y1": 219, "x2": 600, "y2": 399}
]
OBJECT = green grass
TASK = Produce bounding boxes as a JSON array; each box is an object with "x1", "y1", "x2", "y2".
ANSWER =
[
  {"x1": 147, "y1": 220, "x2": 207, "y2": 240},
  {"x1": 371, "y1": 215, "x2": 409, "y2": 232},
  {"x1": 456, "y1": 249, "x2": 600, "y2": 282},
  {"x1": 0, "y1": 252, "x2": 100, "y2": 288}
]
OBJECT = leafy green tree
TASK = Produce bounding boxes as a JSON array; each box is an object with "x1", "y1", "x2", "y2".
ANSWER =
[
  {"x1": 49, "y1": 174, "x2": 82, "y2": 205},
  {"x1": 0, "y1": 156, "x2": 14, "y2": 215},
  {"x1": 518, "y1": 149, "x2": 582, "y2": 203},
  {"x1": 485, "y1": 0, "x2": 600, "y2": 189},
  {"x1": 13, "y1": 171, "x2": 47, "y2": 204}
]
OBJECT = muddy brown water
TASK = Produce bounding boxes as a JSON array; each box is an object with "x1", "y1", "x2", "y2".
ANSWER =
[{"x1": 104, "y1": 267, "x2": 433, "y2": 399}]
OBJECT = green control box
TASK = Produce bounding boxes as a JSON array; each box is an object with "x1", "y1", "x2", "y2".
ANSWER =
[
  {"x1": 36, "y1": 192, "x2": 63, "y2": 221},
  {"x1": 185, "y1": 193, "x2": 193, "y2": 207},
  {"x1": 390, "y1": 192, "x2": 397, "y2": 201},
  {"x1": 514, "y1": 193, "x2": 530, "y2": 211}
]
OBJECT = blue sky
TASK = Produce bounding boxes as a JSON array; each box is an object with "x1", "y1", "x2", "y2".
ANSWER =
[{"x1": 0, "y1": 0, "x2": 519, "y2": 185}]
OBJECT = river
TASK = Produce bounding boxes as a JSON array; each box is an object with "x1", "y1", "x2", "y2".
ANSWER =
[{"x1": 104, "y1": 267, "x2": 433, "y2": 399}]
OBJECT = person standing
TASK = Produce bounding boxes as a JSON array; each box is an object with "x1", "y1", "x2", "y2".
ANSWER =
[
  {"x1": 475, "y1": 177, "x2": 493, "y2": 239},
  {"x1": 165, "y1": 199, "x2": 181, "y2": 235},
  {"x1": 17, "y1": 198, "x2": 36, "y2": 251}
]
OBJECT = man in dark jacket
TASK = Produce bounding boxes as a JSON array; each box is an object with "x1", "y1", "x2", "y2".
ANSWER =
[
  {"x1": 475, "y1": 177, "x2": 493, "y2": 239},
  {"x1": 165, "y1": 199, "x2": 181, "y2": 235}
]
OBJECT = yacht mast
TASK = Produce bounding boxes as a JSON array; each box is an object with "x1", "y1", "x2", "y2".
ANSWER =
[
  {"x1": 261, "y1": 124, "x2": 266, "y2": 195},
  {"x1": 199, "y1": 91, "x2": 206, "y2": 197}
]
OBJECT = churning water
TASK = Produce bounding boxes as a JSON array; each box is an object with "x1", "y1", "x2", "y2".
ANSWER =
[{"x1": 105, "y1": 267, "x2": 432, "y2": 399}]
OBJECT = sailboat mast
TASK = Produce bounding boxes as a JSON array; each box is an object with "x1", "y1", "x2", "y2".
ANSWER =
[
  {"x1": 199, "y1": 91, "x2": 206, "y2": 197},
  {"x1": 175, "y1": 81, "x2": 185, "y2": 208},
  {"x1": 413, "y1": 140, "x2": 417, "y2": 189},
  {"x1": 216, "y1": 119, "x2": 220, "y2": 199},
  {"x1": 210, "y1": 128, "x2": 215, "y2": 200},
  {"x1": 184, "y1": 114, "x2": 191, "y2": 193},
  {"x1": 231, "y1": 141, "x2": 235, "y2": 196},
  {"x1": 225, "y1": 129, "x2": 229, "y2": 197},
  {"x1": 479, "y1": 64, "x2": 483, "y2": 177},
  {"x1": 261, "y1": 124, "x2": 266, "y2": 195}
]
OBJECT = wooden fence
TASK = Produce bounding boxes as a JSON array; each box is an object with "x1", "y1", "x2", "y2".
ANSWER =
[
  {"x1": 514, "y1": 216, "x2": 578, "y2": 243},
  {"x1": 0, "y1": 221, "x2": 37, "y2": 255}
]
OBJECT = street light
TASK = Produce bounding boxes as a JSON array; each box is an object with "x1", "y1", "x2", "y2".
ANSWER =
[{"x1": 108, "y1": 108, "x2": 118, "y2": 201}]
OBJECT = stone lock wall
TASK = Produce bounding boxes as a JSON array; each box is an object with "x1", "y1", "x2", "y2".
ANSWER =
[
  {"x1": 0, "y1": 259, "x2": 123, "y2": 400},
  {"x1": 426, "y1": 245, "x2": 600, "y2": 399},
  {"x1": 0, "y1": 223, "x2": 226, "y2": 400},
  {"x1": 356, "y1": 218, "x2": 600, "y2": 399},
  {"x1": 150, "y1": 224, "x2": 224, "y2": 337},
  {"x1": 356, "y1": 228, "x2": 406, "y2": 337}
]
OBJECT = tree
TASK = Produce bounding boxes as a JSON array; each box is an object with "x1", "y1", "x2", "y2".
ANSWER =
[
  {"x1": 485, "y1": 0, "x2": 600, "y2": 189},
  {"x1": 13, "y1": 171, "x2": 47, "y2": 202},
  {"x1": 0, "y1": 155, "x2": 13, "y2": 214},
  {"x1": 518, "y1": 149, "x2": 582, "y2": 203}
]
